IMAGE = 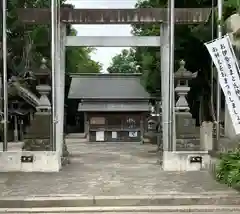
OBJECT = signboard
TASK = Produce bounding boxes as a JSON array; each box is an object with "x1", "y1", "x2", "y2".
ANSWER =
[
  {"x1": 112, "y1": 131, "x2": 117, "y2": 139},
  {"x1": 129, "y1": 131, "x2": 138, "y2": 137},
  {"x1": 96, "y1": 131, "x2": 104, "y2": 141},
  {"x1": 90, "y1": 117, "x2": 105, "y2": 125},
  {"x1": 205, "y1": 35, "x2": 240, "y2": 134}
]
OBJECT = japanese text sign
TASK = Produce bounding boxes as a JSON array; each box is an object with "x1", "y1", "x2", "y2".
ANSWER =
[{"x1": 205, "y1": 35, "x2": 240, "y2": 134}]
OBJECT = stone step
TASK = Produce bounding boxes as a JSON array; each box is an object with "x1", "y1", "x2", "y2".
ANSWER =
[
  {"x1": 69, "y1": 158, "x2": 158, "y2": 164},
  {"x1": 0, "y1": 205, "x2": 240, "y2": 213},
  {"x1": 0, "y1": 193, "x2": 240, "y2": 208},
  {"x1": 65, "y1": 133, "x2": 87, "y2": 139}
]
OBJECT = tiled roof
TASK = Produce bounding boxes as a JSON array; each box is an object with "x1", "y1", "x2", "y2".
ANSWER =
[{"x1": 68, "y1": 74, "x2": 150, "y2": 100}]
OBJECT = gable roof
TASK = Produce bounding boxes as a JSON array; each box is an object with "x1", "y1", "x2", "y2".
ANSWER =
[{"x1": 68, "y1": 73, "x2": 150, "y2": 100}]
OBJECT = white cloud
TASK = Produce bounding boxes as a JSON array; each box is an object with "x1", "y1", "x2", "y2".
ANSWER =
[{"x1": 66, "y1": 0, "x2": 137, "y2": 73}]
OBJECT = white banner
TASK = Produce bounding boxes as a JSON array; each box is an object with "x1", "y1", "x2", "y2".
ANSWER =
[{"x1": 205, "y1": 35, "x2": 240, "y2": 134}]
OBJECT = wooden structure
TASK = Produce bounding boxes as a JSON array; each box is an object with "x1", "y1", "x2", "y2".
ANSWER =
[{"x1": 68, "y1": 73, "x2": 150, "y2": 142}]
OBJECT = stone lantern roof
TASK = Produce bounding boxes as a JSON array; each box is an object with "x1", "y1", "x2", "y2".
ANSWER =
[
  {"x1": 174, "y1": 60, "x2": 192, "y2": 80},
  {"x1": 34, "y1": 58, "x2": 51, "y2": 77}
]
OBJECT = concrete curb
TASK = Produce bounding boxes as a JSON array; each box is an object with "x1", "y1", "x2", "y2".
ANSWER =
[
  {"x1": 0, "y1": 193, "x2": 240, "y2": 208},
  {"x1": 0, "y1": 205, "x2": 240, "y2": 213}
]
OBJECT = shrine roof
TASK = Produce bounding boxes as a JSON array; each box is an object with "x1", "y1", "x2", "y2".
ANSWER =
[{"x1": 68, "y1": 73, "x2": 150, "y2": 100}]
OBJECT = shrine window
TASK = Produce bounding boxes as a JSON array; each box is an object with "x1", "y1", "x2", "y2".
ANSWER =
[{"x1": 90, "y1": 117, "x2": 105, "y2": 125}]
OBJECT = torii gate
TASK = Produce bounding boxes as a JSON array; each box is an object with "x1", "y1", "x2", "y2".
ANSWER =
[{"x1": 14, "y1": 7, "x2": 211, "y2": 171}]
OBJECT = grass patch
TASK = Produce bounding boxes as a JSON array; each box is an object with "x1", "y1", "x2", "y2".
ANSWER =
[{"x1": 216, "y1": 149, "x2": 240, "y2": 190}]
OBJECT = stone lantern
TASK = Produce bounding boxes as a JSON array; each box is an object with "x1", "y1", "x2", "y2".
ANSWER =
[
  {"x1": 174, "y1": 60, "x2": 192, "y2": 112},
  {"x1": 35, "y1": 58, "x2": 51, "y2": 112},
  {"x1": 174, "y1": 60, "x2": 198, "y2": 149},
  {"x1": 23, "y1": 58, "x2": 52, "y2": 151},
  {"x1": 22, "y1": 58, "x2": 69, "y2": 165}
]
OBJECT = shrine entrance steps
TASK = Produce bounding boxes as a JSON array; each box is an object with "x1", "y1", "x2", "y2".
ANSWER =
[
  {"x1": 65, "y1": 133, "x2": 87, "y2": 139},
  {"x1": 0, "y1": 193, "x2": 240, "y2": 213}
]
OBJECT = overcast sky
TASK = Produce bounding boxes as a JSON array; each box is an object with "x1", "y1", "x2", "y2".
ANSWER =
[{"x1": 66, "y1": 0, "x2": 137, "y2": 73}]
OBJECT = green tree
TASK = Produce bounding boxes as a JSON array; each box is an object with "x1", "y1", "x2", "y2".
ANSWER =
[
  {"x1": 0, "y1": 0, "x2": 102, "y2": 105},
  {"x1": 107, "y1": 49, "x2": 138, "y2": 73},
  {"x1": 0, "y1": 0, "x2": 102, "y2": 76},
  {"x1": 132, "y1": 0, "x2": 215, "y2": 96},
  {"x1": 66, "y1": 29, "x2": 102, "y2": 74},
  {"x1": 131, "y1": 0, "x2": 239, "y2": 123}
]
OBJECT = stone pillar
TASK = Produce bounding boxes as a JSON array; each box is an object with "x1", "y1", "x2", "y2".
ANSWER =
[
  {"x1": 140, "y1": 118, "x2": 144, "y2": 144},
  {"x1": 200, "y1": 121, "x2": 213, "y2": 151},
  {"x1": 19, "y1": 119, "x2": 23, "y2": 141},
  {"x1": 55, "y1": 24, "x2": 64, "y2": 154},
  {"x1": 86, "y1": 120, "x2": 90, "y2": 141},
  {"x1": 55, "y1": 24, "x2": 69, "y2": 165},
  {"x1": 84, "y1": 112, "x2": 87, "y2": 135},
  {"x1": 14, "y1": 115, "x2": 18, "y2": 142},
  {"x1": 225, "y1": 108, "x2": 236, "y2": 138},
  {"x1": 161, "y1": 23, "x2": 170, "y2": 152}
]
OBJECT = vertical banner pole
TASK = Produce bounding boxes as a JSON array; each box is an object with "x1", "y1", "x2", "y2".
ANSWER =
[
  {"x1": 168, "y1": 0, "x2": 175, "y2": 151},
  {"x1": 216, "y1": 0, "x2": 223, "y2": 141},
  {"x1": 2, "y1": 0, "x2": 8, "y2": 151},
  {"x1": 211, "y1": 0, "x2": 214, "y2": 116}
]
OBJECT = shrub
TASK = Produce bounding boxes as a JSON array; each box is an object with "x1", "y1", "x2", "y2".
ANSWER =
[{"x1": 216, "y1": 149, "x2": 240, "y2": 189}]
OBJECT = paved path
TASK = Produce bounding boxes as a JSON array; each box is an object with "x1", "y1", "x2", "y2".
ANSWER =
[{"x1": 0, "y1": 141, "x2": 235, "y2": 197}]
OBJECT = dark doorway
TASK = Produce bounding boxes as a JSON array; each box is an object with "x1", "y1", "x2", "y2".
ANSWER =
[{"x1": 77, "y1": 112, "x2": 85, "y2": 133}]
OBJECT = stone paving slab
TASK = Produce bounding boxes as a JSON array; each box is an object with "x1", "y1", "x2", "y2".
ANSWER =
[
  {"x1": 0, "y1": 142, "x2": 236, "y2": 197},
  {"x1": 0, "y1": 212, "x2": 239, "y2": 214},
  {"x1": 1, "y1": 205, "x2": 240, "y2": 213},
  {"x1": 1, "y1": 194, "x2": 240, "y2": 208}
]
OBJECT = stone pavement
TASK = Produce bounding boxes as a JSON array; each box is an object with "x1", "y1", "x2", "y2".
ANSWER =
[{"x1": 0, "y1": 141, "x2": 236, "y2": 197}]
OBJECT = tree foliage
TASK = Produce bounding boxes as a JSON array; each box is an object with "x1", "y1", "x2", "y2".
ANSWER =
[
  {"x1": 132, "y1": 0, "x2": 217, "y2": 96},
  {"x1": 107, "y1": 0, "x2": 239, "y2": 122},
  {"x1": 0, "y1": 0, "x2": 102, "y2": 76},
  {"x1": 66, "y1": 29, "x2": 102, "y2": 74},
  {"x1": 107, "y1": 49, "x2": 138, "y2": 73},
  {"x1": 216, "y1": 149, "x2": 240, "y2": 189}
]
